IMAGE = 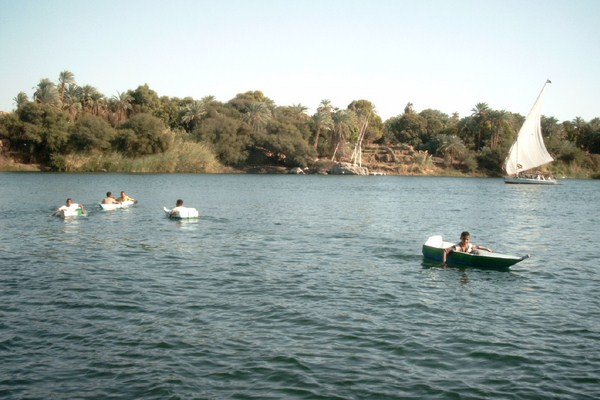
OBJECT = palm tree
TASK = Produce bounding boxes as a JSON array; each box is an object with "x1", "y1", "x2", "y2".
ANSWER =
[
  {"x1": 63, "y1": 85, "x2": 82, "y2": 119},
  {"x1": 58, "y1": 70, "x2": 76, "y2": 107},
  {"x1": 243, "y1": 102, "x2": 272, "y2": 132},
  {"x1": 181, "y1": 100, "x2": 208, "y2": 131},
  {"x1": 331, "y1": 110, "x2": 357, "y2": 161},
  {"x1": 33, "y1": 78, "x2": 60, "y2": 106},
  {"x1": 313, "y1": 99, "x2": 333, "y2": 150},
  {"x1": 289, "y1": 103, "x2": 308, "y2": 121},
  {"x1": 572, "y1": 116, "x2": 586, "y2": 129},
  {"x1": 89, "y1": 91, "x2": 106, "y2": 117},
  {"x1": 487, "y1": 110, "x2": 513, "y2": 149},
  {"x1": 541, "y1": 116, "x2": 563, "y2": 140},
  {"x1": 13, "y1": 92, "x2": 29, "y2": 110},
  {"x1": 439, "y1": 134, "x2": 466, "y2": 165},
  {"x1": 469, "y1": 102, "x2": 491, "y2": 150},
  {"x1": 312, "y1": 110, "x2": 334, "y2": 152},
  {"x1": 570, "y1": 116, "x2": 588, "y2": 146},
  {"x1": 312, "y1": 99, "x2": 334, "y2": 151},
  {"x1": 471, "y1": 102, "x2": 490, "y2": 116},
  {"x1": 80, "y1": 85, "x2": 101, "y2": 115},
  {"x1": 318, "y1": 99, "x2": 332, "y2": 114},
  {"x1": 112, "y1": 91, "x2": 133, "y2": 124}
]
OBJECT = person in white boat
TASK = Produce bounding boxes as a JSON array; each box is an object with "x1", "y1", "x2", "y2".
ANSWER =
[
  {"x1": 170, "y1": 199, "x2": 185, "y2": 217},
  {"x1": 117, "y1": 191, "x2": 137, "y2": 203},
  {"x1": 101, "y1": 192, "x2": 119, "y2": 204},
  {"x1": 443, "y1": 231, "x2": 492, "y2": 264},
  {"x1": 55, "y1": 198, "x2": 85, "y2": 214},
  {"x1": 534, "y1": 171, "x2": 545, "y2": 180}
]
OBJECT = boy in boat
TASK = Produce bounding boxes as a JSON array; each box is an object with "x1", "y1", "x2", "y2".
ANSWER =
[
  {"x1": 55, "y1": 198, "x2": 86, "y2": 214},
  {"x1": 170, "y1": 199, "x2": 185, "y2": 217},
  {"x1": 101, "y1": 192, "x2": 119, "y2": 204},
  {"x1": 117, "y1": 191, "x2": 137, "y2": 203},
  {"x1": 443, "y1": 231, "x2": 493, "y2": 264}
]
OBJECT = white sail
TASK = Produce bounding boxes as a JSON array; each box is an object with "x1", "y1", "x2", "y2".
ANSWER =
[{"x1": 504, "y1": 80, "x2": 554, "y2": 176}]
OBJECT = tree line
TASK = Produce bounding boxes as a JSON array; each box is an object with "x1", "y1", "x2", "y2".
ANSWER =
[{"x1": 1, "y1": 70, "x2": 599, "y2": 176}]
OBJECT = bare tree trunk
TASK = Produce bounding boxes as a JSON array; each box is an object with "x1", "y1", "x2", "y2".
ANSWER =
[
  {"x1": 331, "y1": 142, "x2": 340, "y2": 161},
  {"x1": 351, "y1": 119, "x2": 369, "y2": 166},
  {"x1": 313, "y1": 127, "x2": 321, "y2": 150}
]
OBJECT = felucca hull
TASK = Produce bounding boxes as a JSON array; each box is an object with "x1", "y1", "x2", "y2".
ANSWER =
[{"x1": 504, "y1": 176, "x2": 559, "y2": 185}]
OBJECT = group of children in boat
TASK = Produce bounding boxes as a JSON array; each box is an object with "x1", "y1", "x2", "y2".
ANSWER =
[
  {"x1": 101, "y1": 191, "x2": 136, "y2": 205},
  {"x1": 55, "y1": 191, "x2": 136, "y2": 215},
  {"x1": 55, "y1": 191, "x2": 192, "y2": 218}
]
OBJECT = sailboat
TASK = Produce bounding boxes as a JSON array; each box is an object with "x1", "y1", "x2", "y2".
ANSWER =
[{"x1": 503, "y1": 79, "x2": 559, "y2": 185}]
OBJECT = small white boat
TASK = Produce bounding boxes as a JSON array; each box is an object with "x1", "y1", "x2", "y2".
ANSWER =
[
  {"x1": 55, "y1": 207, "x2": 86, "y2": 218},
  {"x1": 163, "y1": 206, "x2": 199, "y2": 219},
  {"x1": 99, "y1": 200, "x2": 136, "y2": 211}
]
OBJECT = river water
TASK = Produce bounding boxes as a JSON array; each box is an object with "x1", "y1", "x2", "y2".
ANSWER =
[{"x1": 1, "y1": 173, "x2": 599, "y2": 399}]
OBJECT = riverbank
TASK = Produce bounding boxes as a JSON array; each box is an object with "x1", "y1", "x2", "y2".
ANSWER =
[
  {"x1": 1, "y1": 153, "x2": 595, "y2": 178},
  {"x1": 0, "y1": 157, "x2": 479, "y2": 177},
  {"x1": 0, "y1": 155, "x2": 40, "y2": 172}
]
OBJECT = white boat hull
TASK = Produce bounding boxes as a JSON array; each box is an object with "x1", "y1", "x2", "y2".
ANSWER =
[
  {"x1": 163, "y1": 206, "x2": 199, "y2": 219},
  {"x1": 504, "y1": 176, "x2": 559, "y2": 185},
  {"x1": 99, "y1": 200, "x2": 135, "y2": 211},
  {"x1": 56, "y1": 208, "x2": 85, "y2": 218}
]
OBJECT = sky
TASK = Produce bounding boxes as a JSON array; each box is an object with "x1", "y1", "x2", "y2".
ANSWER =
[{"x1": 1, "y1": 0, "x2": 599, "y2": 122}]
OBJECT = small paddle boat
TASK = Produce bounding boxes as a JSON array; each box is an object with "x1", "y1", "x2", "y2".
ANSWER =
[
  {"x1": 422, "y1": 235, "x2": 529, "y2": 269},
  {"x1": 55, "y1": 207, "x2": 86, "y2": 218},
  {"x1": 99, "y1": 200, "x2": 136, "y2": 211},
  {"x1": 163, "y1": 206, "x2": 199, "y2": 219}
]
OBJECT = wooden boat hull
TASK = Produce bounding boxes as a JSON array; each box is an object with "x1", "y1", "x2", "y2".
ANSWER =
[
  {"x1": 422, "y1": 236, "x2": 529, "y2": 269},
  {"x1": 163, "y1": 206, "x2": 199, "y2": 219},
  {"x1": 504, "y1": 176, "x2": 559, "y2": 185}
]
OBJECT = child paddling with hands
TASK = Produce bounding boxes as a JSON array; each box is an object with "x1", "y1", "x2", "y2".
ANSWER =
[
  {"x1": 53, "y1": 198, "x2": 86, "y2": 216},
  {"x1": 443, "y1": 231, "x2": 492, "y2": 265}
]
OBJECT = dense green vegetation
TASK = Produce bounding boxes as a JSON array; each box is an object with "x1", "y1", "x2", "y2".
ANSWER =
[{"x1": 1, "y1": 71, "x2": 599, "y2": 177}]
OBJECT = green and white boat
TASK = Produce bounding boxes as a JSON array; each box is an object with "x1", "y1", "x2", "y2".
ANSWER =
[
  {"x1": 55, "y1": 207, "x2": 86, "y2": 218},
  {"x1": 422, "y1": 236, "x2": 529, "y2": 269},
  {"x1": 53, "y1": 200, "x2": 86, "y2": 218}
]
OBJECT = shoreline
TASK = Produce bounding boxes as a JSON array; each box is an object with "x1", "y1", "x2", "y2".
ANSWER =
[{"x1": 1, "y1": 156, "x2": 593, "y2": 179}]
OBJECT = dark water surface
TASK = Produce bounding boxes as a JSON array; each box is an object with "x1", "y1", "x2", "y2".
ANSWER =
[{"x1": 1, "y1": 173, "x2": 599, "y2": 399}]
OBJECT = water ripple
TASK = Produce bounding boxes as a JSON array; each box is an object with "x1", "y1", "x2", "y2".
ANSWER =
[{"x1": 1, "y1": 174, "x2": 599, "y2": 399}]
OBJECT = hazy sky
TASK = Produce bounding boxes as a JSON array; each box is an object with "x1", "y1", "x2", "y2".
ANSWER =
[{"x1": 1, "y1": 0, "x2": 598, "y2": 122}]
